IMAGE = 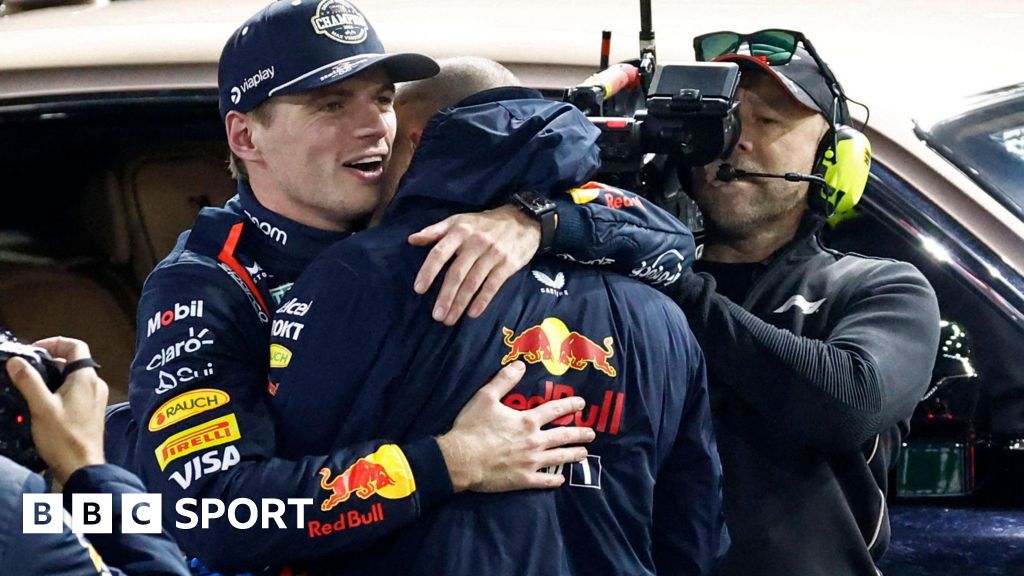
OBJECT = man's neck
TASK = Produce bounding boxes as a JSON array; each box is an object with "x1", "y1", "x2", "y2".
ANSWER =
[
  {"x1": 702, "y1": 215, "x2": 802, "y2": 264},
  {"x1": 247, "y1": 180, "x2": 350, "y2": 233}
]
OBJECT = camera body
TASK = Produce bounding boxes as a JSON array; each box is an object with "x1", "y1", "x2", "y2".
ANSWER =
[
  {"x1": 566, "y1": 62, "x2": 741, "y2": 196},
  {"x1": 0, "y1": 331, "x2": 63, "y2": 471}
]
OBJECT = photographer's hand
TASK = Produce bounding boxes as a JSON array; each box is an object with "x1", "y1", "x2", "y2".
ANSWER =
[{"x1": 5, "y1": 336, "x2": 107, "y2": 484}]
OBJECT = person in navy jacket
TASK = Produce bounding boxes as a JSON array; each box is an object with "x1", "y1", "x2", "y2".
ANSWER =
[
  {"x1": 2, "y1": 336, "x2": 188, "y2": 576},
  {"x1": 120, "y1": 2, "x2": 701, "y2": 574},
  {"x1": 270, "y1": 58, "x2": 725, "y2": 576}
]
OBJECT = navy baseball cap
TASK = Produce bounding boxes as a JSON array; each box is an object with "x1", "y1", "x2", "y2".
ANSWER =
[
  {"x1": 218, "y1": 0, "x2": 439, "y2": 119},
  {"x1": 716, "y1": 46, "x2": 849, "y2": 124}
]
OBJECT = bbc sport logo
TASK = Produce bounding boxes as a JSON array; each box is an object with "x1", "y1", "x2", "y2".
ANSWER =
[{"x1": 23, "y1": 494, "x2": 315, "y2": 534}]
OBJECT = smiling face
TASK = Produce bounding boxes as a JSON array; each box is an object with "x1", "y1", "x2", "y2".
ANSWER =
[
  {"x1": 242, "y1": 67, "x2": 397, "y2": 232},
  {"x1": 692, "y1": 69, "x2": 829, "y2": 242}
]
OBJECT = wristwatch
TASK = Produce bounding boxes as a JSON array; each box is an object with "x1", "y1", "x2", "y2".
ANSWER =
[{"x1": 510, "y1": 191, "x2": 558, "y2": 254}]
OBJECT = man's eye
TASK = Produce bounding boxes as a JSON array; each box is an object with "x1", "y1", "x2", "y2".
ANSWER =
[
  {"x1": 377, "y1": 95, "x2": 395, "y2": 107},
  {"x1": 323, "y1": 102, "x2": 345, "y2": 112},
  {"x1": 758, "y1": 116, "x2": 778, "y2": 126}
]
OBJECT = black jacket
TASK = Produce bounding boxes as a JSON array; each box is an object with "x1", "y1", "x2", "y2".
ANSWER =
[{"x1": 675, "y1": 227, "x2": 940, "y2": 576}]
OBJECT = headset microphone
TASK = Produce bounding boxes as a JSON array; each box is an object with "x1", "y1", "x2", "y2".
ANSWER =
[{"x1": 716, "y1": 164, "x2": 832, "y2": 191}]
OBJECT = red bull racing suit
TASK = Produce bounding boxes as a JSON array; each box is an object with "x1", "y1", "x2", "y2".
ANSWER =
[
  {"x1": 122, "y1": 105, "x2": 700, "y2": 572},
  {"x1": 269, "y1": 87, "x2": 726, "y2": 576}
]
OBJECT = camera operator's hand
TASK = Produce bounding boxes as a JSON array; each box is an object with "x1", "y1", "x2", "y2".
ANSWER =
[
  {"x1": 410, "y1": 203, "x2": 541, "y2": 325},
  {"x1": 5, "y1": 337, "x2": 107, "y2": 484},
  {"x1": 436, "y1": 361, "x2": 595, "y2": 493}
]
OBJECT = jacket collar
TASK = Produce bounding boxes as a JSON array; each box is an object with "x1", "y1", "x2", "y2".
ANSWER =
[
  {"x1": 384, "y1": 87, "x2": 600, "y2": 219},
  {"x1": 232, "y1": 181, "x2": 350, "y2": 259}
]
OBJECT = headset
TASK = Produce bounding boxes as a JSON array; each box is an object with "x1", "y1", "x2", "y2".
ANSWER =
[
  {"x1": 801, "y1": 40, "x2": 871, "y2": 227},
  {"x1": 696, "y1": 31, "x2": 873, "y2": 227},
  {"x1": 809, "y1": 102, "x2": 871, "y2": 226}
]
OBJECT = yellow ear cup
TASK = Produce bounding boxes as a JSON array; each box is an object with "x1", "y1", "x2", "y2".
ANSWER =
[{"x1": 819, "y1": 125, "x2": 871, "y2": 226}]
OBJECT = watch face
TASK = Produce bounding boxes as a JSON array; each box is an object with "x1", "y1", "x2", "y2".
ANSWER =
[{"x1": 516, "y1": 191, "x2": 555, "y2": 215}]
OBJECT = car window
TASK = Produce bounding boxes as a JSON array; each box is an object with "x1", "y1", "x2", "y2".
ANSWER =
[{"x1": 918, "y1": 92, "x2": 1024, "y2": 220}]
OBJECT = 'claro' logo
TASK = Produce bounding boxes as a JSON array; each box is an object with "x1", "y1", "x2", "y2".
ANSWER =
[{"x1": 149, "y1": 389, "x2": 231, "y2": 432}]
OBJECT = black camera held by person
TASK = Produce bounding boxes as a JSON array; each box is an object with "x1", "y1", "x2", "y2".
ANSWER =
[
  {"x1": 567, "y1": 62, "x2": 740, "y2": 184},
  {"x1": 0, "y1": 330, "x2": 63, "y2": 472},
  {"x1": 563, "y1": 0, "x2": 740, "y2": 215}
]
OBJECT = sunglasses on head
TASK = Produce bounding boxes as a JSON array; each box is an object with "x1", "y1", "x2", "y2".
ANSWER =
[
  {"x1": 694, "y1": 29, "x2": 815, "y2": 66},
  {"x1": 693, "y1": 29, "x2": 847, "y2": 124}
]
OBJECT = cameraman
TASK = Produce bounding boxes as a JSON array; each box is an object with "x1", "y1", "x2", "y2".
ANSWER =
[
  {"x1": 671, "y1": 32, "x2": 941, "y2": 575},
  {"x1": 1, "y1": 336, "x2": 189, "y2": 576}
]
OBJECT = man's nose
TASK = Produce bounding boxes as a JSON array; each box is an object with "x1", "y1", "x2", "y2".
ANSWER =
[
  {"x1": 352, "y1": 103, "x2": 390, "y2": 140},
  {"x1": 730, "y1": 124, "x2": 754, "y2": 156}
]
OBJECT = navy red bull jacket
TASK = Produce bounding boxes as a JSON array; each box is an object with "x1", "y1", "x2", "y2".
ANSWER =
[
  {"x1": 270, "y1": 87, "x2": 726, "y2": 576},
  {"x1": 123, "y1": 102, "x2": 699, "y2": 572},
  {"x1": 0, "y1": 457, "x2": 189, "y2": 576}
]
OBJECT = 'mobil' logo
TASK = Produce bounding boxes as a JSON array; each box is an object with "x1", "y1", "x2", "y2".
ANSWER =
[
  {"x1": 502, "y1": 318, "x2": 617, "y2": 377},
  {"x1": 311, "y1": 0, "x2": 369, "y2": 44}
]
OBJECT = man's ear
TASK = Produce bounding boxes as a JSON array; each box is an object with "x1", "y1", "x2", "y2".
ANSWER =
[
  {"x1": 408, "y1": 127, "x2": 423, "y2": 149},
  {"x1": 225, "y1": 111, "x2": 261, "y2": 163}
]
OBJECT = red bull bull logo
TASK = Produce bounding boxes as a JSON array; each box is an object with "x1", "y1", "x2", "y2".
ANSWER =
[
  {"x1": 501, "y1": 318, "x2": 617, "y2": 377},
  {"x1": 317, "y1": 445, "x2": 416, "y2": 512},
  {"x1": 501, "y1": 325, "x2": 553, "y2": 364}
]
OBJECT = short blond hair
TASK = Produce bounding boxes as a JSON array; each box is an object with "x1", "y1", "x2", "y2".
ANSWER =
[{"x1": 227, "y1": 101, "x2": 275, "y2": 181}]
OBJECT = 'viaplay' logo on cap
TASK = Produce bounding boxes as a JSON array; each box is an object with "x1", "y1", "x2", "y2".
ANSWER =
[
  {"x1": 311, "y1": 0, "x2": 369, "y2": 45},
  {"x1": 231, "y1": 66, "x2": 276, "y2": 104}
]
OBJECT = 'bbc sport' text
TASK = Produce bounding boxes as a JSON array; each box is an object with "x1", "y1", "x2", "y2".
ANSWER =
[{"x1": 23, "y1": 494, "x2": 315, "y2": 534}]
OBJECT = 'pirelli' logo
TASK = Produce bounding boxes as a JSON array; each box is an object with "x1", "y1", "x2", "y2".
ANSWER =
[{"x1": 154, "y1": 414, "x2": 240, "y2": 471}]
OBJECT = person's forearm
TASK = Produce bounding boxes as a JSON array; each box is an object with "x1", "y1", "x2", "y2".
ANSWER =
[
  {"x1": 547, "y1": 187, "x2": 696, "y2": 292},
  {"x1": 677, "y1": 266, "x2": 940, "y2": 451},
  {"x1": 134, "y1": 439, "x2": 451, "y2": 573}
]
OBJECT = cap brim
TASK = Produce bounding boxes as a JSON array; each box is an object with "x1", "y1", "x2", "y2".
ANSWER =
[
  {"x1": 376, "y1": 53, "x2": 441, "y2": 83},
  {"x1": 270, "y1": 53, "x2": 439, "y2": 99},
  {"x1": 715, "y1": 54, "x2": 821, "y2": 114}
]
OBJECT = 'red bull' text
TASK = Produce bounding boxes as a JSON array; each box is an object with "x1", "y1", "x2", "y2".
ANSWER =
[
  {"x1": 503, "y1": 380, "x2": 625, "y2": 435},
  {"x1": 307, "y1": 503, "x2": 385, "y2": 538}
]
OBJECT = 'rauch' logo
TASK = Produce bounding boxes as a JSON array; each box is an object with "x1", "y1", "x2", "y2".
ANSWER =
[{"x1": 311, "y1": 0, "x2": 369, "y2": 44}]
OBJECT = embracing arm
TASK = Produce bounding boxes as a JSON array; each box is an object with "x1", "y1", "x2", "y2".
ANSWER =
[
  {"x1": 549, "y1": 182, "x2": 696, "y2": 292},
  {"x1": 129, "y1": 265, "x2": 455, "y2": 573},
  {"x1": 409, "y1": 182, "x2": 696, "y2": 324},
  {"x1": 675, "y1": 260, "x2": 940, "y2": 451}
]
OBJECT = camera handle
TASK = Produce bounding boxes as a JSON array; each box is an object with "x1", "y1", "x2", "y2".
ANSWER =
[{"x1": 638, "y1": 0, "x2": 656, "y2": 93}]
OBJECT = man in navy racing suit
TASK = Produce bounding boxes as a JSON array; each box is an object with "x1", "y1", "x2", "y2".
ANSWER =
[
  {"x1": 270, "y1": 58, "x2": 725, "y2": 576},
  {"x1": 122, "y1": 3, "x2": 701, "y2": 574}
]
